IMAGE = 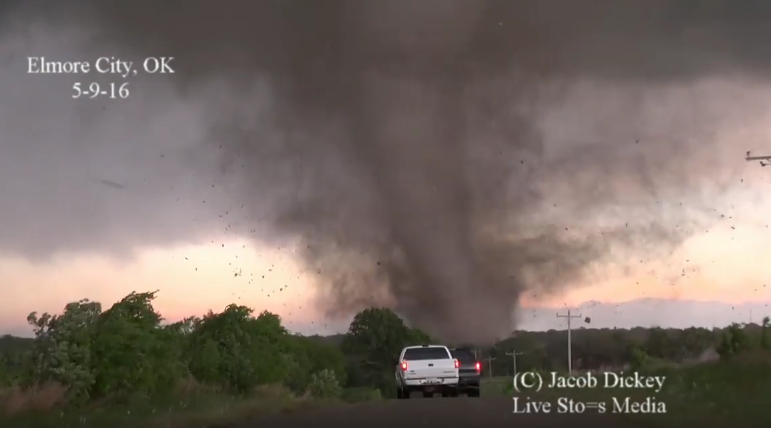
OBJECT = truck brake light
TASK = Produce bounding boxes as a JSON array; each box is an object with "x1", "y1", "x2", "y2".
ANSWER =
[
  {"x1": 454, "y1": 359, "x2": 459, "y2": 369},
  {"x1": 475, "y1": 362, "x2": 481, "y2": 372},
  {"x1": 401, "y1": 361, "x2": 408, "y2": 371}
]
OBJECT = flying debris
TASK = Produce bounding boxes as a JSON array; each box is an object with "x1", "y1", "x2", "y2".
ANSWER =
[
  {"x1": 96, "y1": 179, "x2": 125, "y2": 189},
  {"x1": 745, "y1": 151, "x2": 771, "y2": 167}
]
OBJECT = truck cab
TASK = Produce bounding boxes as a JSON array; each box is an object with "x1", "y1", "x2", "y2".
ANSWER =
[
  {"x1": 394, "y1": 345, "x2": 459, "y2": 399},
  {"x1": 450, "y1": 347, "x2": 482, "y2": 397}
]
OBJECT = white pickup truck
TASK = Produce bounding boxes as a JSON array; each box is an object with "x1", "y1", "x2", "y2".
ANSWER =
[{"x1": 394, "y1": 345, "x2": 459, "y2": 399}]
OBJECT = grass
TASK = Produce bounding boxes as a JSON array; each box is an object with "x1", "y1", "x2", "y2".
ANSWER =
[
  {"x1": 484, "y1": 352, "x2": 771, "y2": 427},
  {"x1": 480, "y1": 375, "x2": 511, "y2": 397},
  {"x1": 8, "y1": 354, "x2": 765, "y2": 428},
  {"x1": 0, "y1": 380, "x2": 380, "y2": 428}
]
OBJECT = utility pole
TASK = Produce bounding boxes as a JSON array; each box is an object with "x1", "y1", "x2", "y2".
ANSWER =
[
  {"x1": 484, "y1": 356, "x2": 496, "y2": 377},
  {"x1": 505, "y1": 350, "x2": 524, "y2": 376},
  {"x1": 746, "y1": 151, "x2": 771, "y2": 167},
  {"x1": 557, "y1": 309, "x2": 582, "y2": 376}
]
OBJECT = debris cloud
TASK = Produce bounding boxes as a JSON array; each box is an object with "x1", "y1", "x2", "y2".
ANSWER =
[{"x1": 3, "y1": 1, "x2": 770, "y2": 343}]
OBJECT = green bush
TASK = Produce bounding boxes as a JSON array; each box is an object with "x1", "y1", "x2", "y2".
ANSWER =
[
  {"x1": 2, "y1": 291, "x2": 352, "y2": 412},
  {"x1": 308, "y1": 369, "x2": 341, "y2": 398}
]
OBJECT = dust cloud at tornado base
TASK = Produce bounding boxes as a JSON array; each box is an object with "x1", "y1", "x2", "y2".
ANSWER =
[{"x1": 5, "y1": 1, "x2": 771, "y2": 343}]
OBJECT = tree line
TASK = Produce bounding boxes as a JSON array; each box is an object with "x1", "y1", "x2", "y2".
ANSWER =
[
  {"x1": 314, "y1": 316, "x2": 771, "y2": 377},
  {"x1": 0, "y1": 293, "x2": 432, "y2": 403},
  {"x1": 0, "y1": 292, "x2": 768, "y2": 405},
  {"x1": 477, "y1": 317, "x2": 770, "y2": 376}
]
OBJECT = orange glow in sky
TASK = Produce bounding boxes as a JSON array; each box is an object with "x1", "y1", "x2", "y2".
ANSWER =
[{"x1": 3, "y1": 212, "x2": 771, "y2": 336}]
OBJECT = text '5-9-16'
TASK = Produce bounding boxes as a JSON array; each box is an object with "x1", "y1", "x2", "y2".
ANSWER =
[
  {"x1": 26, "y1": 56, "x2": 175, "y2": 100},
  {"x1": 72, "y1": 82, "x2": 129, "y2": 99}
]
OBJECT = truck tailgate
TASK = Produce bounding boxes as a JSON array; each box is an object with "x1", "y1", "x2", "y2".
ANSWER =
[
  {"x1": 403, "y1": 359, "x2": 456, "y2": 380},
  {"x1": 459, "y1": 365, "x2": 479, "y2": 377},
  {"x1": 450, "y1": 348, "x2": 480, "y2": 378}
]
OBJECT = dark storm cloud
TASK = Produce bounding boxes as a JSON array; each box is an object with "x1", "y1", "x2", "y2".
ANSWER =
[{"x1": 1, "y1": 0, "x2": 768, "y2": 343}]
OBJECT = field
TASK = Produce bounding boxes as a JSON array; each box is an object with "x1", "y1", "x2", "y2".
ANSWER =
[
  {"x1": 0, "y1": 382, "x2": 386, "y2": 428},
  {"x1": 4, "y1": 355, "x2": 768, "y2": 428},
  {"x1": 480, "y1": 352, "x2": 771, "y2": 427}
]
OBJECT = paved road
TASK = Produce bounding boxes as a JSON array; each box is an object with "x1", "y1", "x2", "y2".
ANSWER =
[{"x1": 252, "y1": 395, "x2": 633, "y2": 428}]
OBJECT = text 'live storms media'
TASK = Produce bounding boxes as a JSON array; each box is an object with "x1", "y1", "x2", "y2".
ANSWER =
[{"x1": 512, "y1": 371, "x2": 668, "y2": 415}]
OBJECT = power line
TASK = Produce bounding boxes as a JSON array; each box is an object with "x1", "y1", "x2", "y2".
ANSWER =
[
  {"x1": 557, "y1": 309, "x2": 582, "y2": 376},
  {"x1": 505, "y1": 350, "x2": 524, "y2": 376},
  {"x1": 484, "y1": 355, "x2": 497, "y2": 378}
]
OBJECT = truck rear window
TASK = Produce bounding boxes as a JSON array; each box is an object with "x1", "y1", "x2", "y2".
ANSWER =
[
  {"x1": 403, "y1": 347, "x2": 451, "y2": 360},
  {"x1": 450, "y1": 349, "x2": 476, "y2": 362}
]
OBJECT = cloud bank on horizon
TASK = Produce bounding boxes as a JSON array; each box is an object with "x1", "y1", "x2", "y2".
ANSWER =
[{"x1": 2, "y1": 0, "x2": 771, "y2": 344}]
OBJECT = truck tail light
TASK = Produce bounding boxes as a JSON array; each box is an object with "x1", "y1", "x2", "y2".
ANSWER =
[
  {"x1": 475, "y1": 362, "x2": 481, "y2": 372},
  {"x1": 401, "y1": 361, "x2": 408, "y2": 371},
  {"x1": 454, "y1": 359, "x2": 460, "y2": 369}
]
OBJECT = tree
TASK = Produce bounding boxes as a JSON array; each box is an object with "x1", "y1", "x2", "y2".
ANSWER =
[
  {"x1": 762, "y1": 316, "x2": 770, "y2": 350},
  {"x1": 187, "y1": 305, "x2": 292, "y2": 392},
  {"x1": 281, "y1": 334, "x2": 346, "y2": 393},
  {"x1": 341, "y1": 308, "x2": 426, "y2": 394},
  {"x1": 342, "y1": 308, "x2": 409, "y2": 367},
  {"x1": 89, "y1": 291, "x2": 185, "y2": 398},
  {"x1": 26, "y1": 299, "x2": 102, "y2": 401},
  {"x1": 3, "y1": 291, "x2": 372, "y2": 411},
  {"x1": 646, "y1": 328, "x2": 672, "y2": 359},
  {"x1": 717, "y1": 323, "x2": 753, "y2": 358},
  {"x1": 629, "y1": 346, "x2": 650, "y2": 370}
]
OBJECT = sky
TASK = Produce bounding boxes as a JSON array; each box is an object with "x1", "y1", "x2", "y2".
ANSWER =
[
  {"x1": 2, "y1": 2, "x2": 771, "y2": 339},
  {"x1": 3, "y1": 216, "x2": 771, "y2": 337}
]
